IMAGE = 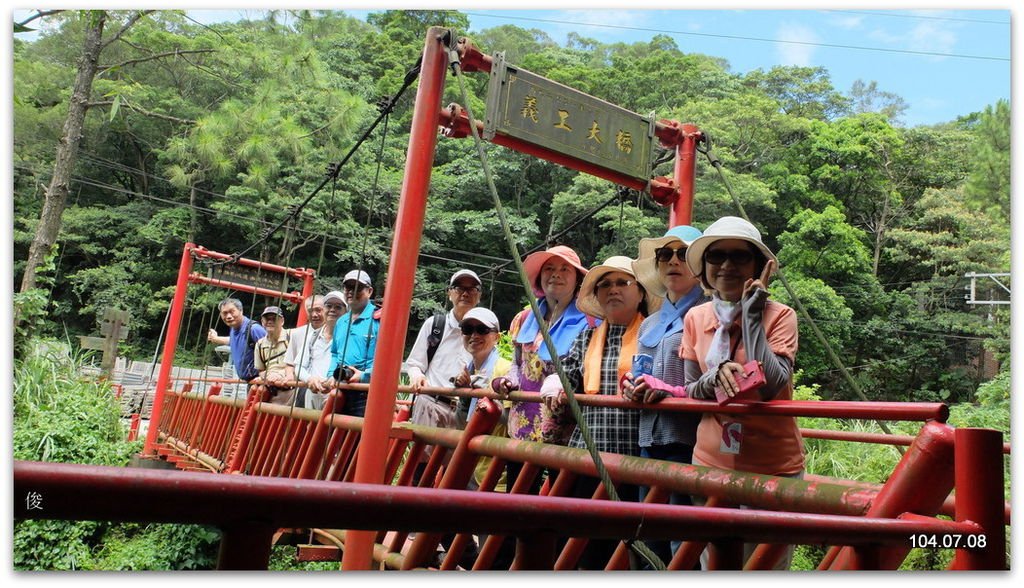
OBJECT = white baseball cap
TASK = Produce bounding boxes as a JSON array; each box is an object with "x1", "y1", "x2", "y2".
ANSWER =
[
  {"x1": 323, "y1": 290, "x2": 346, "y2": 305},
  {"x1": 343, "y1": 269, "x2": 372, "y2": 287},
  {"x1": 460, "y1": 307, "x2": 499, "y2": 330},
  {"x1": 449, "y1": 269, "x2": 482, "y2": 286}
]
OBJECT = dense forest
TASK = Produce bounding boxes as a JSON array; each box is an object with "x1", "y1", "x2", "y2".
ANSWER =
[{"x1": 12, "y1": 9, "x2": 1010, "y2": 406}]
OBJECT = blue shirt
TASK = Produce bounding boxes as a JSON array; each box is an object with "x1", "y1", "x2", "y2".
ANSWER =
[
  {"x1": 229, "y1": 317, "x2": 266, "y2": 381},
  {"x1": 328, "y1": 302, "x2": 380, "y2": 383}
]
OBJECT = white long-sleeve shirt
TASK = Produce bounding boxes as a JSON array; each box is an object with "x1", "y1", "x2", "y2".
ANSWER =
[{"x1": 403, "y1": 311, "x2": 472, "y2": 388}]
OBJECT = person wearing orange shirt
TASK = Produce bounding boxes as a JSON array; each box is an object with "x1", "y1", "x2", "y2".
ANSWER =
[{"x1": 679, "y1": 216, "x2": 804, "y2": 570}]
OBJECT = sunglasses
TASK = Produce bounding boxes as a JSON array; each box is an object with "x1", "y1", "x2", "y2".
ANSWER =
[
  {"x1": 461, "y1": 324, "x2": 497, "y2": 336},
  {"x1": 705, "y1": 248, "x2": 755, "y2": 266},
  {"x1": 595, "y1": 278, "x2": 636, "y2": 291},
  {"x1": 654, "y1": 246, "x2": 687, "y2": 263},
  {"x1": 343, "y1": 282, "x2": 367, "y2": 292}
]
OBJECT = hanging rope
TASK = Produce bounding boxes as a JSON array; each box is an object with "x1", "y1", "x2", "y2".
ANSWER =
[
  {"x1": 448, "y1": 43, "x2": 665, "y2": 570},
  {"x1": 696, "y1": 135, "x2": 904, "y2": 454}
]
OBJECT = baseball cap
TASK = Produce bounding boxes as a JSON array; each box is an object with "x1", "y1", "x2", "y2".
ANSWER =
[
  {"x1": 461, "y1": 307, "x2": 500, "y2": 330},
  {"x1": 343, "y1": 269, "x2": 372, "y2": 287},
  {"x1": 261, "y1": 306, "x2": 284, "y2": 318},
  {"x1": 449, "y1": 269, "x2": 482, "y2": 286},
  {"x1": 323, "y1": 290, "x2": 346, "y2": 305}
]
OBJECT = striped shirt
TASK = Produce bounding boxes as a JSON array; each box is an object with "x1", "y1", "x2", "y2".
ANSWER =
[
  {"x1": 565, "y1": 325, "x2": 641, "y2": 457},
  {"x1": 637, "y1": 313, "x2": 702, "y2": 448}
]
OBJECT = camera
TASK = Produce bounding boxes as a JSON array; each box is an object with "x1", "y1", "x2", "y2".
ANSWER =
[{"x1": 333, "y1": 365, "x2": 356, "y2": 382}]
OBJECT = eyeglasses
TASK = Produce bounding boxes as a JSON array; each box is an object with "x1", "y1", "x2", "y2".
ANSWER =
[
  {"x1": 461, "y1": 324, "x2": 497, "y2": 336},
  {"x1": 595, "y1": 278, "x2": 635, "y2": 291},
  {"x1": 450, "y1": 285, "x2": 481, "y2": 294},
  {"x1": 654, "y1": 246, "x2": 687, "y2": 263},
  {"x1": 705, "y1": 248, "x2": 755, "y2": 266},
  {"x1": 343, "y1": 282, "x2": 366, "y2": 292}
]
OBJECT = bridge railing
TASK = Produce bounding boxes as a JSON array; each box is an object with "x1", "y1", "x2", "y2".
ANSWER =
[{"x1": 136, "y1": 382, "x2": 1008, "y2": 570}]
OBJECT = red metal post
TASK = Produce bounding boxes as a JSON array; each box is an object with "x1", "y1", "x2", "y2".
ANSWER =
[
  {"x1": 826, "y1": 420, "x2": 956, "y2": 570},
  {"x1": 142, "y1": 242, "x2": 195, "y2": 456},
  {"x1": 670, "y1": 124, "x2": 700, "y2": 227},
  {"x1": 341, "y1": 26, "x2": 450, "y2": 571},
  {"x1": 950, "y1": 428, "x2": 1006, "y2": 570},
  {"x1": 296, "y1": 269, "x2": 315, "y2": 327}
]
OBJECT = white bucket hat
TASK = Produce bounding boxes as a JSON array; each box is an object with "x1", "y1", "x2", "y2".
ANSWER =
[
  {"x1": 577, "y1": 255, "x2": 647, "y2": 319},
  {"x1": 633, "y1": 225, "x2": 703, "y2": 301},
  {"x1": 685, "y1": 216, "x2": 778, "y2": 287}
]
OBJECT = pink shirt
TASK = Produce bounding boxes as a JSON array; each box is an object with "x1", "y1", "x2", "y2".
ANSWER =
[{"x1": 680, "y1": 300, "x2": 804, "y2": 476}]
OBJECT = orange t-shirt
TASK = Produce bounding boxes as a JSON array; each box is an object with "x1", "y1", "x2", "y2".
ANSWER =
[{"x1": 679, "y1": 300, "x2": 804, "y2": 476}]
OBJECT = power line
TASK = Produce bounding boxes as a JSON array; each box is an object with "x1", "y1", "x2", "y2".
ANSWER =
[
  {"x1": 17, "y1": 159, "x2": 523, "y2": 274},
  {"x1": 464, "y1": 11, "x2": 1009, "y2": 62},
  {"x1": 823, "y1": 9, "x2": 1010, "y2": 26}
]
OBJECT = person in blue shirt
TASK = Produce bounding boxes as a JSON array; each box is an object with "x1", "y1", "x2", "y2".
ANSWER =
[
  {"x1": 207, "y1": 298, "x2": 267, "y2": 392},
  {"x1": 309, "y1": 269, "x2": 381, "y2": 417}
]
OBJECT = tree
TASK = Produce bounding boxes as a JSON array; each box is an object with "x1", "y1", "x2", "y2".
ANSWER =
[{"x1": 20, "y1": 11, "x2": 109, "y2": 293}]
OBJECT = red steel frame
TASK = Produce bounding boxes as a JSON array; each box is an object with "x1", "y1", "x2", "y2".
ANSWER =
[
  {"x1": 141, "y1": 242, "x2": 315, "y2": 456},
  {"x1": 33, "y1": 28, "x2": 1004, "y2": 572},
  {"x1": 343, "y1": 27, "x2": 705, "y2": 570}
]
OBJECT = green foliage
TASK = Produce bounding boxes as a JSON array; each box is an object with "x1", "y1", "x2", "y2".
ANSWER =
[
  {"x1": 13, "y1": 339, "x2": 221, "y2": 570},
  {"x1": 268, "y1": 545, "x2": 339, "y2": 571}
]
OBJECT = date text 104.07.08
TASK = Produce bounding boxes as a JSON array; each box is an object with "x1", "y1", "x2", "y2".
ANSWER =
[{"x1": 909, "y1": 534, "x2": 987, "y2": 549}]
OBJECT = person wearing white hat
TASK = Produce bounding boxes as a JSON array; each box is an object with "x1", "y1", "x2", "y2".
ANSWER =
[
  {"x1": 404, "y1": 269, "x2": 482, "y2": 440},
  {"x1": 623, "y1": 224, "x2": 707, "y2": 566},
  {"x1": 541, "y1": 254, "x2": 649, "y2": 569},
  {"x1": 679, "y1": 216, "x2": 803, "y2": 570},
  {"x1": 285, "y1": 294, "x2": 343, "y2": 410},
  {"x1": 313, "y1": 269, "x2": 380, "y2": 417}
]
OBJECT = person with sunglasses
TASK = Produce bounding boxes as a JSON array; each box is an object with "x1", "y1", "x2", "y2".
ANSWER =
[
  {"x1": 403, "y1": 270, "x2": 482, "y2": 476},
  {"x1": 541, "y1": 255, "x2": 650, "y2": 568},
  {"x1": 680, "y1": 216, "x2": 804, "y2": 570},
  {"x1": 316, "y1": 269, "x2": 381, "y2": 417},
  {"x1": 621, "y1": 224, "x2": 706, "y2": 567}
]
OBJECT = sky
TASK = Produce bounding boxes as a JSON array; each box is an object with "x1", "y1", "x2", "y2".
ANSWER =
[{"x1": 11, "y1": 5, "x2": 1012, "y2": 127}]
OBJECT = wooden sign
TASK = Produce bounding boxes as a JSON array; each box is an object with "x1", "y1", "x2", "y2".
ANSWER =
[{"x1": 484, "y1": 52, "x2": 654, "y2": 182}]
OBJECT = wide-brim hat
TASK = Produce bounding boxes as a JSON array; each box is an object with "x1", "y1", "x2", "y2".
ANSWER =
[
  {"x1": 577, "y1": 255, "x2": 649, "y2": 319},
  {"x1": 633, "y1": 225, "x2": 703, "y2": 300},
  {"x1": 685, "y1": 216, "x2": 778, "y2": 281},
  {"x1": 522, "y1": 245, "x2": 588, "y2": 297}
]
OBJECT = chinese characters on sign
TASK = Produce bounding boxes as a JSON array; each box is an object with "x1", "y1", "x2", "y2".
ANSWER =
[
  {"x1": 207, "y1": 263, "x2": 287, "y2": 293},
  {"x1": 484, "y1": 53, "x2": 654, "y2": 182}
]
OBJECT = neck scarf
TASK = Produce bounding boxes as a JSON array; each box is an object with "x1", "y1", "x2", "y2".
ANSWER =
[
  {"x1": 639, "y1": 286, "x2": 703, "y2": 348},
  {"x1": 705, "y1": 295, "x2": 742, "y2": 369},
  {"x1": 515, "y1": 297, "x2": 592, "y2": 361},
  {"x1": 583, "y1": 312, "x2": 642, "y2": 394}
]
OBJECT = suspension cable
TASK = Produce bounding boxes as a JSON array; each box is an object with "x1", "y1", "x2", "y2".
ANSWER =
[{"x1": 448, "y1": 42, "x2": 665, "y2": 570}]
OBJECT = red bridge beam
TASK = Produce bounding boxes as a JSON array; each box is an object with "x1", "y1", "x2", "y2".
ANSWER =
[{"x1": 14, "y1": 460, "x2": 983, "y2": 563}]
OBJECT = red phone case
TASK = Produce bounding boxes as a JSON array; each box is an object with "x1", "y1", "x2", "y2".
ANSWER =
[{"x1": 715, "y1": 360, "x2": 766, "y2": 405}]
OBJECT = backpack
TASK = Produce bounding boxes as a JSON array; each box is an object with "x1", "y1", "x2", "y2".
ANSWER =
[{"x1": 425, "y1": 312, "x2": 446, "y2": 364}]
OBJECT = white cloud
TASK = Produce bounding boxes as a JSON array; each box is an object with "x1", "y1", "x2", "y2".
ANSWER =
[
  {"x1": 829, "y1": 14, "x2": 864, "y2": 30},
  {"x1": 775, "y1": 22, "x2": 819, "y2": 66},
  {"x1": 548, "y1": 10, "x2": 651, "y2": 40},
  {"x1": 906, "y1": 21, "x2": 958, "y2": 55}
]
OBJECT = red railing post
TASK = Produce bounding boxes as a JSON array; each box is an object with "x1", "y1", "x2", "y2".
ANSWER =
[
  {"x1": 950, "y1": 428, "x2": 1005, "y2": 570},
  {"x1": 142, "y1": 242, "x2": 194, "y2": 456},
  {"x1": 341, "y1": 26, "x2": 451, "y2": 571},
  {"x1": 296, "y1": 269, "x2": 315, "y2": 327},
  {"x1": 825, "y1": 420, "x2": 956, "y2": 570}
]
